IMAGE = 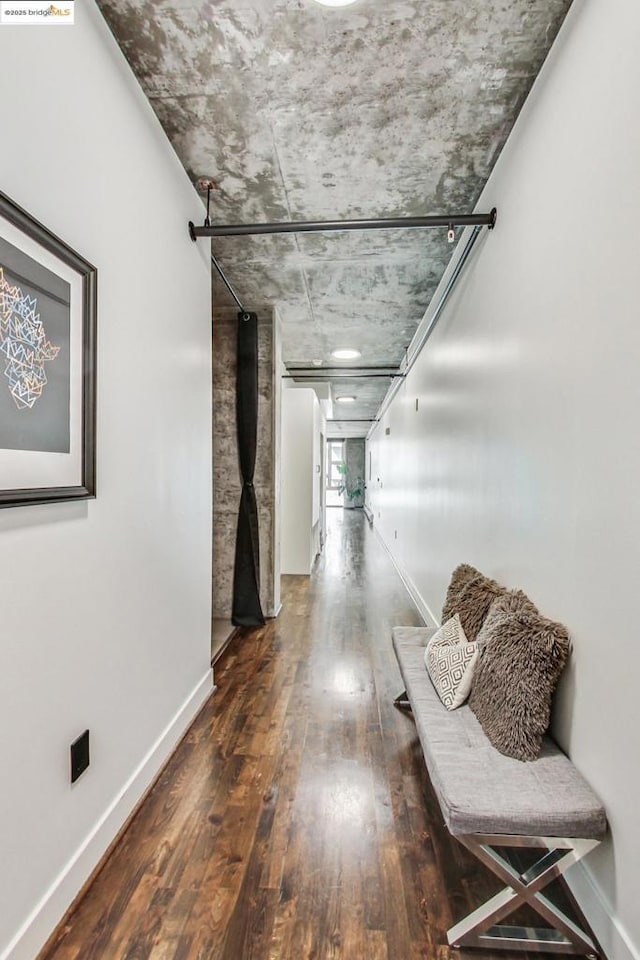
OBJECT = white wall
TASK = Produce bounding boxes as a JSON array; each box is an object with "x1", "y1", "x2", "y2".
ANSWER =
[
  {"x1": 281, "y1": 386, "x2": 324, "y2": 574},
  {"x1": 0, "y1": 6, "x2": 212, "y2": 959},
  {"x1": 312, "y1": 394, "x2": 323, "y2": 527},
  {"x1": 271, "y1": 309, "x2": 283, "y2": 615},
  {"x1": 367, "y1": 2, "x2": 640, "y2": 958}
]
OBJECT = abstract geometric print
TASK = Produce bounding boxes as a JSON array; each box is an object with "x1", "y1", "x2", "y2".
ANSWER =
[
  {"x1": 426, "y1": 614, "x2": 479, "y2": 711},
  {"x1": 0, "y1": 266, "x2": 60, "y2": 410},
  {"x1": 427, "y1": 642, "x2": 479, "y2": 710}
]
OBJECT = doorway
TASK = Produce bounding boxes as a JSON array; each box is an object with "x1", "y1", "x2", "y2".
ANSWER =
[
  {"x1": 319, "y1": 432, "x2": 326, "y2": 550},
  {"x1": 326, "y1": 438, "x2": 344, "y2": 508}
]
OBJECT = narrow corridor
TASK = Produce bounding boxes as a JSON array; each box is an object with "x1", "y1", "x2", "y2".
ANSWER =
[{"x1": 42, "y1": 510, "x2": 574, "y2": 960}]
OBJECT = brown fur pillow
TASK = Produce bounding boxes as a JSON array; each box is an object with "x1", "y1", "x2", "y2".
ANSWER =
[
  {"x1": 454, "y1": 574, "x2": 506, "y2": 641},
  {"x1": 469, "y1": 612, "x2": 571, "y2": 761},
  {"x1": 476, "y1": 589, "x2": 538, "y2": 648},
  {"x1": 441, "y1": 563, "x2": 482, "y2": 622}
]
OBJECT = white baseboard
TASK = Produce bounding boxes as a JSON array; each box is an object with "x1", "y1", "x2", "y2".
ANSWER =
[
  {"x1": 2, "y1": 669, "x2": 214, "y2": 960},
  {"x1": 567, "y1": 862, "x2": 638, "y2": 960},
  {"x1": 372, "y1": 525, "x2": 439, "y2": 628}
]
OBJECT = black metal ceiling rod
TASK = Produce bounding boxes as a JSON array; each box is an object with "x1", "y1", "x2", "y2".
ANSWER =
[
  {"x1": 283, "y1": 373, "x2": 404, "y2": 380},
  {"x1": 190, "y1": 208, "x2": 496, "y2": 240},
  {"x1": 210, "y1": 251, "x2": 245, "y2": 312},
  {"x1": 286, "y1": 365, "x2": 400, "y2": 373}
]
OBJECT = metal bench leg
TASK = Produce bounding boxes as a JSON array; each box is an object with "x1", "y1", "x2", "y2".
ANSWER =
[
  {"x1": 447, "y1": 833, "x2": 601, "y2": 956},
  {"x1": 393, "y1": 689, "x2": 412, "y2": 710}
]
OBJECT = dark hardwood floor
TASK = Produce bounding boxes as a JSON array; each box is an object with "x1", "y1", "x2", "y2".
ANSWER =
[{"x1": 40, "y1": 510, "x2": 582, "y2": 960}]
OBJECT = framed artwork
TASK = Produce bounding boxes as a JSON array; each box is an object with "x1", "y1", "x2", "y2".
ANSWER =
[{"x1": 0, "y1": 190, "x2": 96, "y2": 507}]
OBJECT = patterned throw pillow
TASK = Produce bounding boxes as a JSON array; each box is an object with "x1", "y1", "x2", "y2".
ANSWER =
[{"x1": 425, "y1": 614, "x2": 479, "y2": 711}]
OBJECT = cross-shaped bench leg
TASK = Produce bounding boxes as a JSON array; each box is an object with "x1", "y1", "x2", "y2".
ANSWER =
[{"x1": 447, "y1": 834, "x2": 601, "y2": 956}]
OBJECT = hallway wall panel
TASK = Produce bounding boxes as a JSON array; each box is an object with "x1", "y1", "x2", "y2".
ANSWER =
[
  {"x1": 0, "y1": 5, "x2": 212, "y2": 958},
  {"x1": 367, "y1": 2, "x2": 640, "y2": 958}
]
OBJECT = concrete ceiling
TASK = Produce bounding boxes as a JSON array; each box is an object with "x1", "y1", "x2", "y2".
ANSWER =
[{"x1": 97, "y1": 0, "x2": 572, "y2": 436}]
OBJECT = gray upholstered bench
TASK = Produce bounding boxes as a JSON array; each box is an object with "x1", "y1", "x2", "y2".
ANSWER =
[{"x1": 392, "y1": 626, "x2": 606, "y2": 957}]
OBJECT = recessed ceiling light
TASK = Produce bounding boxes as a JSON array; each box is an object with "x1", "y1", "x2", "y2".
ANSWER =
[
  {"x1": 331, "y1": 348, "x2": 361, "y2": 360},
  {"x1": 312, "y1": 0, "x2": 359, "y2": 6},
  {"x1": 336, "y1": 395, "x2": 356, "y2": 403}
]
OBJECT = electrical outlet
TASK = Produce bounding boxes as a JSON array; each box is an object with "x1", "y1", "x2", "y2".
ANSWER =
[{"x1": 70, "y1": 730, "x2": 90, "y2": 783}]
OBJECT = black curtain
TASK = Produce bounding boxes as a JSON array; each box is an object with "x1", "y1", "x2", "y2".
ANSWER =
[{"x1": 231, "y1": 311, "x2": 265, "y2": 627}]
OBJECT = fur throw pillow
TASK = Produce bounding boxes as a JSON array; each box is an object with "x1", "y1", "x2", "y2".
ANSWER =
[
  {"x1": 476, "y1": 589, "x2": 538, "y2": 648},
  {"x1": 454, "y1": 574, "x2": 506, "y2": 642},
  {"x1": 441, "y1": 563, "x2": 482, "y2": 623},
  {"x1": 469, "y1": 611, "x2": 571, "y2": 761}
]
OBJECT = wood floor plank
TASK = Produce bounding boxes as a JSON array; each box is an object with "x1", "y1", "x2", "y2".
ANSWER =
[{"x1": 39, "y1": 510, "x2": 593, "y2": 960}]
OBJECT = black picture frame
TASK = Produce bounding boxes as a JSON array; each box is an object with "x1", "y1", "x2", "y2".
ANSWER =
[{"x1": 0, "y1": 190, "x2": 96, "y2": 507}]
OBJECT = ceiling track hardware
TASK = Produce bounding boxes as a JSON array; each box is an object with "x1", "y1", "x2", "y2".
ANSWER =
[
  {"x1": 200, "y1": 207, "x2": 497, "y2": 416},
  {"x1": 210, "y1": 251, "x2": 245, "y2": 312},
  {"x1": 372, "y1": 222, "x2": 486, "y2": 433},
  {"x1": 195, "y1": 178, "x2": 217, "y2": 228}
]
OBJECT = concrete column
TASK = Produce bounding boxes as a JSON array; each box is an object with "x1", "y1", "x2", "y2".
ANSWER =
[{"x1": 212, "y1": 305, "x2": 281, "y2": 619}]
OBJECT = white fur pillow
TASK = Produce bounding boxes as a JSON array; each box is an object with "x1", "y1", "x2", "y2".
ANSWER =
[{"x1": 425, "y1": 613, "x2": 479, "y2": 710}]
